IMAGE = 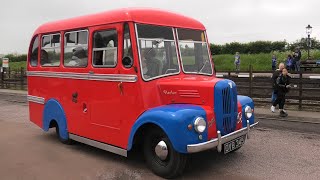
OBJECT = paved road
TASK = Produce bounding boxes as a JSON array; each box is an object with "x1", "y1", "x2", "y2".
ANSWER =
[{"x1": 0, "y1": 100, "x2": 320, "y2": 180}]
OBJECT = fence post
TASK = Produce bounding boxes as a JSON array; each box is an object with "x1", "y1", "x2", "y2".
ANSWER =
[
  {"x1": 20, "y1": 67, "x2": 24, "y2": 90},
  {"x1": 249, "y1": 65, "x2": 253, "y2": 97},
  {"x1": 228, "y1": 71, "x2": 231, "y2": 78},
  {"x1": 0, "y1": 69, "x2": 3, "y2": 89},
  {"x1": 299, "y1": 72, "x2": 303, "y2": 110},
  {"x1": 7, "y1": 67, "x2": 11, "y2": 89}
]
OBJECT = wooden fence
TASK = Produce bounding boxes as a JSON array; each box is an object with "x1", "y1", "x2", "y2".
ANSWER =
[
  {"x1": 217, "y1": 65, "x2": 320, "y2": 110},
  {"x1": 0, "y1": 67, "x2": 27, "y2": 90}
]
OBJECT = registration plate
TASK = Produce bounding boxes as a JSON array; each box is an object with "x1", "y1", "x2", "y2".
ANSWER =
[{"x1": 223, "y1": 135, "x2": 245, "y2": 154}]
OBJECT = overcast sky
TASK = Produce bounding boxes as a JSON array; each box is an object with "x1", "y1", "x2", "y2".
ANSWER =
[{"x1": 1, "y1": 0, "x2": 320, "y2": 54}]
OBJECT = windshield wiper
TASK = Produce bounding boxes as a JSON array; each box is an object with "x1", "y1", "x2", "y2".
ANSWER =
[{"x1": 198, "y1": 60, "x2": 209, "y2": 73}]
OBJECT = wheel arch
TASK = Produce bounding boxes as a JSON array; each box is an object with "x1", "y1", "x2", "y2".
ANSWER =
[
  {"x1": 127, "y1": 104, "x2": 209, "y2": 154},
  {"x1": 43, "y1": 99, "x2": 69, "y2": 140}
]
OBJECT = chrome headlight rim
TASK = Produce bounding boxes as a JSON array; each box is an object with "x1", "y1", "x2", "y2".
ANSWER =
[
  {"x1": 194, "y1": 117, "x2": 207, "y2": 133},
  {"x1": 245, "y1": 106, "x2": 253, "y2": 119}
]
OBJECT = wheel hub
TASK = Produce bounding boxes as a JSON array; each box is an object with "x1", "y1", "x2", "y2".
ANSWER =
[{"x1": 155, "y1": 140, "x2": 168, "y2": 160}]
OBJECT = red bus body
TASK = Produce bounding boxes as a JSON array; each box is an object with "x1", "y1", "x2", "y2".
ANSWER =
[{"x1": 27, "y1": 8, "x2": 257, "y2": 178}]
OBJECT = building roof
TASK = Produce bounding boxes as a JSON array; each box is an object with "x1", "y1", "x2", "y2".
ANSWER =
[{"x1": 34, "y1": 8, "x2": 206, "y2": 35}]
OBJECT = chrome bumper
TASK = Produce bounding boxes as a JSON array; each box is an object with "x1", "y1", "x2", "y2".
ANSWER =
[{"x1": 187, "y1": 120, "x2": 259, "y2": 153}]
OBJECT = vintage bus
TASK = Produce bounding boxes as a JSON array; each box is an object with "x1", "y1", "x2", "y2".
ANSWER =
[{"x1": 27, "y1": 8, "x2": 258, "y2": 178}]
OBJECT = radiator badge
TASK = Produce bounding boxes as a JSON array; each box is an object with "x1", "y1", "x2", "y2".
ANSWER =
[{"x1": 228, "y1": 82, "x2": 233, "y2": 89}]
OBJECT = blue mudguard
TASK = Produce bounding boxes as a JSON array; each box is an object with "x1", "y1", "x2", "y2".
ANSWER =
[
  {"x1": 237, "y1": 95, "x2": 255, "y2": 127},
  {"x1": 43, "y1": 99, "x2": 69, "y2": 140},
  {"x1": 127, "y1": 104, "x2": 208, "y2": 154}
]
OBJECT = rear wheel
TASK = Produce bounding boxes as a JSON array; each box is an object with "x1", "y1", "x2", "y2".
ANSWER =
[
  {"x1": 143, "y1": 128, "x2": 187, "y2": 179},
  {"x1": 55, "y1": 124, "x2": 73, "y2": 145}
]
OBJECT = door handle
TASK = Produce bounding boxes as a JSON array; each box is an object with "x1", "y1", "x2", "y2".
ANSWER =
[
  {"x1": 83, "y1": 103, "x2": 88, "y2": 113},
  {"x1": 118, "y1": 82, "x2": 123, "y2": 95}
]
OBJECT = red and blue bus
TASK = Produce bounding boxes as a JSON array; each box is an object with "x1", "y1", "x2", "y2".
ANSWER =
[{"x1": 27, "y1": 8, "x2": 258, "y2": 178}]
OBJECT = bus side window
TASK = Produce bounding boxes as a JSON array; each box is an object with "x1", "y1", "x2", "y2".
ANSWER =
[
  {"x1": 64, "y1": 30, "x2": 88, "y2": 67},
  {"x1": 30, "y1": 36, "x2": 39, "y2": 67},
  {"x1": 92, "y1": 29, "x2": 118, "y2": 67},
  {"x1": 41, "y1": 34, "x2": 61, "y2": 67}
]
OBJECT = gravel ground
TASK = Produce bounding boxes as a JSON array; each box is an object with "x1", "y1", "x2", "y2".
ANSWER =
[{"x1": 0, "y1": 100, "x2": 319, "y2": 180}]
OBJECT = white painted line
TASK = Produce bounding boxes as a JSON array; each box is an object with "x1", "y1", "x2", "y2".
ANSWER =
[
  {"x1": 309, "y1": 76, "x2": 320, "y2": 79},
  {"x1": 216, "y1": 74, "x2": 223, "y2": 77},
  {"x1": 238, "y1": 74, "x2": 255, "y2": 78}
]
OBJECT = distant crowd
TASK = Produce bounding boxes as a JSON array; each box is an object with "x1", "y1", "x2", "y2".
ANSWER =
[
  {"x1": 271, "y1": 47, "x2": 302, "y2": 72},
  {"x1": 233, "y1": 47, "x2": 302, "y2": 73}
]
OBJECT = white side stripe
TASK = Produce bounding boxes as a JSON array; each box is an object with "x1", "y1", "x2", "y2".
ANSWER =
[
  {"x1": 27, "y1": 71, "x2": 138, "y2": 83},
  {"x1": 27, "y1": 95, "x2": 45, "y2": 104}
]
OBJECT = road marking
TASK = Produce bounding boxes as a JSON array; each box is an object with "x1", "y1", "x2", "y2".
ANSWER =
[
  {"x1": 309, "y1": 76, "x2": 320, "y2": 79},
  {"x1": 238, "y1": 74, "x2": 255, "y2": 78}
]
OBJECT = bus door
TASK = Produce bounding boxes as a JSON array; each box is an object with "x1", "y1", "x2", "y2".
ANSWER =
[{"x1": 88, "y1": 23, "x2": 124, "y2": 144}]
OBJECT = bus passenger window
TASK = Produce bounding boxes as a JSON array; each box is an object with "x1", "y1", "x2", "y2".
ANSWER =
[
  {"x1": 41, "y1": 34, "x2": 61, "y2": 66},
  {"x1": 93, "y1": 29, "x2": 118, "y2": 67},
  {"x1": 30, "y1": 36, "x2": 39, "y2": 67},
  {"x1": 64, "y1": 30, "x2": 88, "y2": 67}
]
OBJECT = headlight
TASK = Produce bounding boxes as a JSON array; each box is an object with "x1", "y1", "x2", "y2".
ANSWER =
[
  {"x1": 194, "y1": 117, "x2": 206, "y2": 133},
  {"x1": 245, "y1": 106, "x2": 253, "y2": 119}
]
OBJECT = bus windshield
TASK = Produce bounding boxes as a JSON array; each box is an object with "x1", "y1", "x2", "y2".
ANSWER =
[
  {"x1": 136, "y1": 24, "x2": 180, "y2": 81},
  {"x1": 177, "y1": 29, "x2": 213, "y2": 75}
]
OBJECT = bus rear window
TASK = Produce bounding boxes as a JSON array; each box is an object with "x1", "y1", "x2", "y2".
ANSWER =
[{"x1": 30, "y1": 36, "x2": 39, "y2": 67}]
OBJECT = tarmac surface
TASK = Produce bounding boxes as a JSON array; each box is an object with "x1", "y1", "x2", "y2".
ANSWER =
[{"x1": 0, "y1": 90, "x2": 320, "y2": 179}]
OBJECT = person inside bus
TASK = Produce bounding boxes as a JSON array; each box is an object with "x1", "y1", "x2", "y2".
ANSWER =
[
  {"x1": 40, "y1": 50, "x2": 50, "y2": 65},
  {"x1": 70, "y1": 47, "x2": 88, "y2": 67},
  {"x1": 143, "y1": 48, "x2": 160, "y2": 78}
]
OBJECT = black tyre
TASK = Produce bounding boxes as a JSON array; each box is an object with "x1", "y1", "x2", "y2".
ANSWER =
[
  {"x1": 55, "y1": 125, "x2": 73, "y2": 145},
  {"x1": 144, "y1": 128, "x2": 187, "y2": 179}
]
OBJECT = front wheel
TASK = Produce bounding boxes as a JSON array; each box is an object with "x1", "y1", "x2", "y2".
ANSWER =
[{"x1": 143, "y1": 129, "x2": 187, "y2": 179}]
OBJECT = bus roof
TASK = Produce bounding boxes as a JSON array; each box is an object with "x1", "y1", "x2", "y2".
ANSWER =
[{"x1": 34, "y1": 8, "x2": 206, "y2": 35}]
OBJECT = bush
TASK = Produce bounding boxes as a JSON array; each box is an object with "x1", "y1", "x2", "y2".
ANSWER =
[
  {"x1": 211, "y1": 40, "x2": 289, "y2": 55},
  {"x1": 3, "y1": 54, "x2": 27, "y2": 62}
]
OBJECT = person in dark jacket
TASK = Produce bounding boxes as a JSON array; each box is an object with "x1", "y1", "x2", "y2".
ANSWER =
[
  {"x1": 293, "y1": 47, "x2": 302, "y2": 71},
  {"x1": 271, "y1": 54, "x2": 277, "y2": 71},
  {"x1": 286, "y1": 54, "x2": 294, "y2": 71},
  {"x1": 271, "y1": 63, "x2": 285, "y2": 109},
  {"x1": 272, "y1": 68, "x2": 291, "y2": 117}
]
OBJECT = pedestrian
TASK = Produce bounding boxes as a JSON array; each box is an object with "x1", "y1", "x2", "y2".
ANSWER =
[
  {"x1": 271, "y1": 62, "x2": 285, "y2": 106},
  {"x1": 271, "y1": 68, "x2": 291, "y2": 117},
  {"x1": 234, "y1": 52, "x2": 240, "y2": 74},
  {"x1": 293, "y1": 47, "x2": 302, "y2": 71},
  {"x1": 286, "y1": 54, "x2": 293, "y2": 71},
  {"x1": 271, "y1": 54, "x2": 277, "y2": 71}
]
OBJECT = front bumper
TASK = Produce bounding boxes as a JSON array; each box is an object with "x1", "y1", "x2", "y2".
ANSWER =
[{"x1": 187, "y1": 120, "x2": 259, "y2": 153}]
